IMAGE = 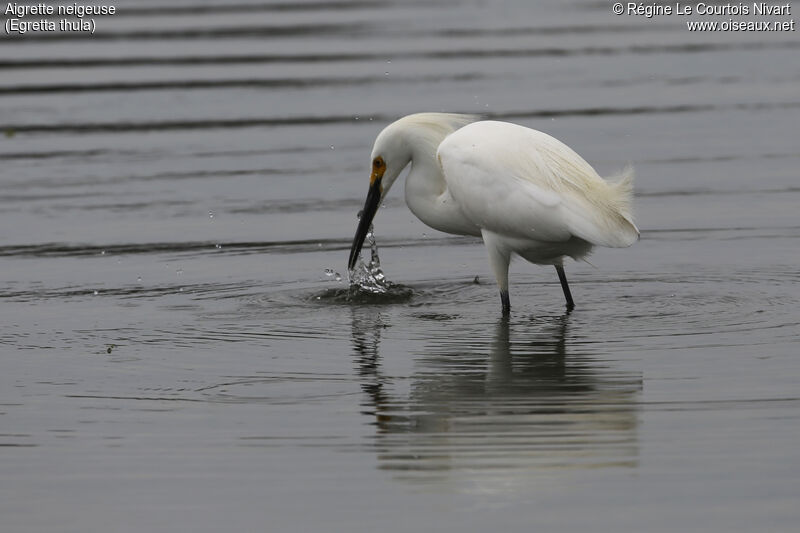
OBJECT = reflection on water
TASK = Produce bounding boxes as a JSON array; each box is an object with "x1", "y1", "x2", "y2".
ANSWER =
[{"x1": 351, "y1": 308, "x2": 641, "y2": 489}]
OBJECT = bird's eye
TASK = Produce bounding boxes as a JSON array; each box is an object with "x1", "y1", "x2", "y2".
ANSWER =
[{"x1": 373, "y1": 158, "x2": 383, "y2": 169}]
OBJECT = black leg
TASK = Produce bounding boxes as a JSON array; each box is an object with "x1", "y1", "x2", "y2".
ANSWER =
[
  {"x1": 555, "y1": 265, "x2": 575, "y2": 310},
  {"x1": 500, "y1": 290, "x2": 510, "y2": 315}
]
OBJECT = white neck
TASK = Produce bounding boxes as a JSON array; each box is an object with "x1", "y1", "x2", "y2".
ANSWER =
[{"x1": 404, "y1": 151, "x2": 480, "y2": 237}]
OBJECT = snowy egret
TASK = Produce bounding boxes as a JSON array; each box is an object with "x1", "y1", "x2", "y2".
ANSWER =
[{"x1": 348, "y1": 113, "x2": 639, "y2": 313}]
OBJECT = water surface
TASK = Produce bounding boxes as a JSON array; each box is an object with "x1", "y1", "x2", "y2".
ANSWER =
[{"x1": 1, "y1": 1, "x2": 799, "y2": 531}]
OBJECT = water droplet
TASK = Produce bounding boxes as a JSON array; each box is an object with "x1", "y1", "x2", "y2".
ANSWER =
[
  {"x1": 384, "y1": 71, "x2": 389, "y2": 76},
  {"x1": 136, "y1": 276, "x2": 142, "y2": 283},
  {"x1": 422, "y1": 232, "x2": 427, "y2": 238},
  {"x1": 179, "y1": 287, "x2": 184, "y2": 292},
  {"x1": 215, "y1": 243, "x2": 222, "y2": 249},
  {"x1": 100, "y1": 250, "x2": 106, "y2": 256},
  {"x1": 386, "y1": 59, "x2": 391, "y2": 64},
  {"x1": 330, "y1": 145, "x2": 335, "y2": 150},
  {"x1": 369, "y1": 117, "x2": 373, "y2": 121},
  {"x1": 176, "y1": 269, "x2": 183, "y2": 276},
  {"x1": 334, "y1": 272, "x2": 342, "y2": 282},
  {"x1": 93, "y1": 290, "x2": 99, "y2": 295},
  {"x1": 324, "y1": 268, "x2": 335, "y2": 278},
  {"x1": 354, "y1": 116, "x2": 360, "y2": 121},
  {"x1": 208, "y1": 210, "x2": 215, "y2": 219}
]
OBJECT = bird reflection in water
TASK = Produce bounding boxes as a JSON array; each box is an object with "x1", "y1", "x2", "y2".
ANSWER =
[{"x1": 350, "y1": 308, "x2": 641, "y2": 490}]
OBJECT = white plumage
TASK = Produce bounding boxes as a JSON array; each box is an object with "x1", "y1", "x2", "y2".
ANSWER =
[{"x1": 348, "y1": 112, "x2": 639, "y2": 312}]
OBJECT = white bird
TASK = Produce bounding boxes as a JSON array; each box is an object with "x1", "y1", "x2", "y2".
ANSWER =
[{"x1": 348, "y1": 113, "x2": 639, "y2": 313}]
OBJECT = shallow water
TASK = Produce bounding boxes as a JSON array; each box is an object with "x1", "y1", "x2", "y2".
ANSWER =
[{"x1": 2, "y1": 1, "x2": 799, "y2": 531}]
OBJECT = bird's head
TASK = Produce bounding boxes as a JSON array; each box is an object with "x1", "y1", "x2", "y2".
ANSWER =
[
  {"x1": 347, "y1": 126, "x2": 411, "y2": 270},
  {"x1": 347, "y1": 113, "x2": 477, "y2": 270}
]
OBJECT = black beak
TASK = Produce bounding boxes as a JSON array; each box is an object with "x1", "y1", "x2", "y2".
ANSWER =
[{"x1": 348, "y1": 178, "x2": 382, "y2": 270}]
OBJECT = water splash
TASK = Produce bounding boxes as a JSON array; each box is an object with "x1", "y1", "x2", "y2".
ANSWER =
[
  {"x1": 323, "y1": 268, "x2": 343, "y2": 282},
  {"x1": 348, "y1": 224, "x2": 393, "y2": 294},
  {"x1": 311, "y1": 223, "x2": 412, "y2": 305}
]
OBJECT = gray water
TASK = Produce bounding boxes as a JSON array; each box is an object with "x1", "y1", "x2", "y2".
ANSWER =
[{"x1": 1, "y1": 1, "x2": 799, "y2": 531}]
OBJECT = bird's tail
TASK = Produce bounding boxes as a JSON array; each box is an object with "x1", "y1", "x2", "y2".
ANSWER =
[
  {"x1": 602, "y1": 165, "x2": 639, "y2": 245},
  {"x1": 606, "y1": 165, "x2": 635, "y2": 221}
]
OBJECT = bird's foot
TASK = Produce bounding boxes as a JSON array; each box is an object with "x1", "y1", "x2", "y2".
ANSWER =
[{"x1": 500, "y1": 290, "x2": 510, "y2": 315}]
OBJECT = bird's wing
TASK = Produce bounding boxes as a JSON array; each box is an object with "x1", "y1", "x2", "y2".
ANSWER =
[{"x1": 437, "y1": 121, "x2": 638, "y2": 247}]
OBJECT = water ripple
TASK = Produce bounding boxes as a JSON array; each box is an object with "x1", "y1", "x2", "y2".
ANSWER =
[{"x1": 5, "y1": 101, "x2": 797, "y2": 135}]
